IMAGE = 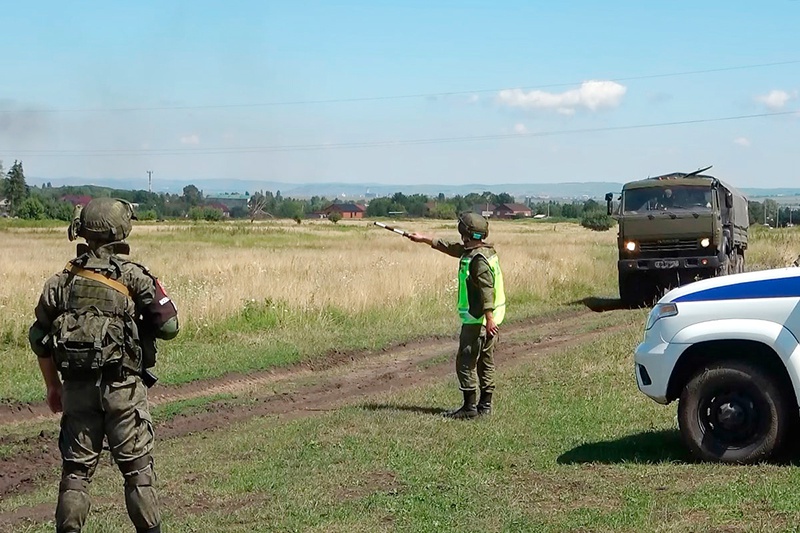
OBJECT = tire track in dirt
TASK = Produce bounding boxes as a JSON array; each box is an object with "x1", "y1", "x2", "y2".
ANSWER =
[
  {"x1": 0, "y1": 309, "x2": 590, "y2": 427},
  {"x1": 0, "y1": 308, "x2": 633, "y2": 514}
]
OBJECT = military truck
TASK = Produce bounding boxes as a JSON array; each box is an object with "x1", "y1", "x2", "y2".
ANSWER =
[{"x1": 606, "y1": 166, "x2": 749, "y2": 305}]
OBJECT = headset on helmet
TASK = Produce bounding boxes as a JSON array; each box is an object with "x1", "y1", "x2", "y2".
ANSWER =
[{"x1": 68, "y1": 198, "x2": 137, "y2": 243}]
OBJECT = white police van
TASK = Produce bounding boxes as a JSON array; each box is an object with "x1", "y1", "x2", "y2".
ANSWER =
[{"x1": 635, "y1": 266, "x2": 800, "y2": 463}]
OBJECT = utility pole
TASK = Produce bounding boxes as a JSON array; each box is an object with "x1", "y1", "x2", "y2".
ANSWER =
[{"x1": 147, "y1": 170, "x2": 153, "y2": 193}]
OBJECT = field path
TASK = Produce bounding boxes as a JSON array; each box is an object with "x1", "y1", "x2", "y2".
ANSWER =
[{"x1": 0, "y1": 306, "x2": 634, "y2": 514}]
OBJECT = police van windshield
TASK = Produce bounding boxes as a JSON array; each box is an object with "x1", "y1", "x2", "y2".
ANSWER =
[{"x1": 623, "y1": 186, "x2": 713, "y2": 214}]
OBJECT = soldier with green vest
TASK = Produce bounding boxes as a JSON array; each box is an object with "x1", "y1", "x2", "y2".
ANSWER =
[
  {"x1": 29, "y1": 198, "x2": 179, "y2": 533},
  {"x1": 407, "y1": 212, "x2": 506, "y2": 419}
]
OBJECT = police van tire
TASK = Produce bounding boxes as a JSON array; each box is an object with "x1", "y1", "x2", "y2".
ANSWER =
[{"x1": 678, "y1": 361, "x2": 789, "y2": 464}]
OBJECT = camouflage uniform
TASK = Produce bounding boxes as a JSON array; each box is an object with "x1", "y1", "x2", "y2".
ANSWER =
[{"x1": 29, "y1": 198, "x2": 178, "y2": 533}]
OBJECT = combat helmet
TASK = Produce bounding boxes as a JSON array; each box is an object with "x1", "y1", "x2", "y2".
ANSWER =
[
  {"x1": 458, "y1": 212, "x2": 489, "y2": 240},
  {"x1": 68, "y1": 198, "x2": 137, "y2": 243}
]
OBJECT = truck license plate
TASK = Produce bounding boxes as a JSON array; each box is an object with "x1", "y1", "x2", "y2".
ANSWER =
[{"x1": 654, "y1": 260, "x2": 679, "y2": 269}]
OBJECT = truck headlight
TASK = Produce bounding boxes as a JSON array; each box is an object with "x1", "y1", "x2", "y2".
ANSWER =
[
  {"x1": 700, "y1": 238, "x2": 710, "y2": 248},
  {"x1": 625, "y1": 241, "x2": 637, "y2": 252},
  {"x1": 645, "y1": 303, "x2": 678, "y2": 330}
]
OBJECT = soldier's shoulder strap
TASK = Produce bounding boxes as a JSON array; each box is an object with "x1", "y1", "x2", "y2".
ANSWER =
[{"x1": 64, "y1": 261, "x2": 132, "y2": 299}]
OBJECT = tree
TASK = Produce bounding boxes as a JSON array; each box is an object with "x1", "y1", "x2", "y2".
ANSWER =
[
  {"x1": 3, "y1": 160, "x2": 28, "y2": 215},
  {"x1": 328, "y1": 211, "x2": 342, "y2": 224},
  {"x1": 429, "y1": 203, "x2": 457, "y2": 219},
  {"x1": 496, "y1": 192, "x2": 515, "y2": 204},
  {"x1": 182, "y1": 184, "x2": 203, "y2": 207}
]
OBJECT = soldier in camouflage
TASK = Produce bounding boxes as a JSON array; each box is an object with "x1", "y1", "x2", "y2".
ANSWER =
[
  {"x1": 406, "y1": 212, "x2": 506, "y2": 419},
  {"x1": 29, "y1": 198, "x2": 179, "y2": 533}
]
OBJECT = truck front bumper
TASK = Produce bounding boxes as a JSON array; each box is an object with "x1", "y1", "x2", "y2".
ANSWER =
[{"x1": 619, "y1": 254, "x2": 724, "y2": 272}]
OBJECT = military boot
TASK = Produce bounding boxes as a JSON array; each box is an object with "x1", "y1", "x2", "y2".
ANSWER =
[
  {"x1": 477, "y1": 391, "x2": 493, "y2": 416},
  {"x1": 443, "y1": 390, "x2": 478, "y2": 420}
]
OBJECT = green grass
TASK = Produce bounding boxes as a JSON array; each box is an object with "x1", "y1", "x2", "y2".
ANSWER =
[
  {"x1": 8, "y1": 315, "x2": 800, "y2": 532},
  {"x1": 0, "y1": 285, "x2": 602, "y2": 402}
]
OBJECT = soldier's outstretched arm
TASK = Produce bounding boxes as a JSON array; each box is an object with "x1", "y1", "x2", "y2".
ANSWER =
[{"x1": 406, "y1": 232, "x2": 433, "y2": 245}]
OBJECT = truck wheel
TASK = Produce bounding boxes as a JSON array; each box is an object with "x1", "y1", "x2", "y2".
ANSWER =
[{"x1": 678, "y1": 361, "x2": 790, "y2": 463}]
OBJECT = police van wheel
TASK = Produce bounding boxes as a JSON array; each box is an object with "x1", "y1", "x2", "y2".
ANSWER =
[{"x1": 678, "y1": 361, "x2": 789, "y2": 464}]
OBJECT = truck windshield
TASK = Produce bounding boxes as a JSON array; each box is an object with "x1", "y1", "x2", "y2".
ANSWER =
[{"x1": 622, "y1": 186, "x2": 713, "y2": 214}]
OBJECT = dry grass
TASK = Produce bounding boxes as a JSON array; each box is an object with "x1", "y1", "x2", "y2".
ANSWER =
[{"x1": 0, "y1": 218, "x2": 616, "y2": 341}]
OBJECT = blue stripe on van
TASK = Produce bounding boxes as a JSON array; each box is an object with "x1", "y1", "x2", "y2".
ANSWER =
[{"x1": 673, "y1": 275, "x2": 800, "y2": 302}]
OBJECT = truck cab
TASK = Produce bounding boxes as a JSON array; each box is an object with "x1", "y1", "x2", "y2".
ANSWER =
[{"x1": 608, "y1": 168, "x2": 749, "y2": 305}]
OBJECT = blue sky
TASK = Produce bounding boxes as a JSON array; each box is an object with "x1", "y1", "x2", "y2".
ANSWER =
[{"x1": 1, "y1": 1, "x2": 798, "y2": 189}]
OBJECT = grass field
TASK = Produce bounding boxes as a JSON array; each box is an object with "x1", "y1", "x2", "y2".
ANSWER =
[
  {"x1": 3, "y1": 219, "x2": 800, "y2": 532},
  {"x1": 1, "y1": 218, "x2": 617, "y2": 402}
]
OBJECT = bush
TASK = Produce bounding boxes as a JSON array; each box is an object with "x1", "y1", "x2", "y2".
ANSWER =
[
  {"x1": 328, "y1": 212, "x2": 342, "y2": 224},
  {"x1": 17, "y1": 197, "x2": 46, "y2": 220},
  {"x1": 137, "y1": 209, "x2": 158, "y2": 221},
  {"x1": 580, "y1": 211, "x2": 614, "y2": 231},
  {"x1": 203, "y1": 207, "x2": 223, "y2": 221},
  {"x1": 189, "y1": 206, "x2": 224, "y2": 221}
]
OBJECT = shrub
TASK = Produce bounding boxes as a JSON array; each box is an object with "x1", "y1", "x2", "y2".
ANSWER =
[
  {"x1": 328, "y1": 212, "x2": 342, "y2": 224},
  {"x1": 17, "y1": 197, "x2": 46, "y2": 220},
  {"x1": 580, "y1": 211, "x2": 614, "y2": 231}
]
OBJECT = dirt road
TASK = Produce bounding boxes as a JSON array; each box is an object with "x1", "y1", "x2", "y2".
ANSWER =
[{"x1": 0, "y1": 307, "x2": 633, "y2": 529}]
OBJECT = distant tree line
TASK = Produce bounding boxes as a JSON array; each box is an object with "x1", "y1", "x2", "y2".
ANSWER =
[
  {"x1": 748, "y1": 200, "x2": 800, "y2": 228},
  {"x1": 3, "y1": 162, "x2": 797, "y2": 226}
]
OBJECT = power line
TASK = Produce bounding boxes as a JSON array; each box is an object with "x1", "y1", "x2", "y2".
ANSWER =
[
  {"x1": 3, "y1": 109, "x2": 796, "y2": 157},
  {"x1": 2, "y1": 60, "x2": 799, "y2": 114}
]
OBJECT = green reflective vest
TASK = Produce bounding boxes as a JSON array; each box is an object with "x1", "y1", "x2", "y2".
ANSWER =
[{"x1": 457, "y1": 252, "x2": 506, "y2": 325}]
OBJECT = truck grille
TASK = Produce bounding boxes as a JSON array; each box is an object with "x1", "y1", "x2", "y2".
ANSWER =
[{"x1": 639, "y1": 239, "x2": 699, "y2": 253}]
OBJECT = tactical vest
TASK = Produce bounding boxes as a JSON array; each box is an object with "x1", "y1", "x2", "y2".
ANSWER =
[
  {"x1": 457, "y1": 250, "x2": 506, "y2": 326},
  {"x1": 49, "y1": 256, "x2": 142, "y2": 376}
]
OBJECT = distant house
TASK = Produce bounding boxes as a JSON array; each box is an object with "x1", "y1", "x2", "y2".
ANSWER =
[
  {"x1": 493, "y1": 203, "x2": 532, "y2": 218},
  {"x1": 206, "y1": 202, "x2": 231, "y2": 217},
  {"x1": 321, "y1": 203, "x2": 366, "y2": 219},
  {"x1": 472, "y1": 203, "x2": 497, "y2": 218},
  {"x1": 61, "y1": 195, "x2": 93, "y2": 207}
]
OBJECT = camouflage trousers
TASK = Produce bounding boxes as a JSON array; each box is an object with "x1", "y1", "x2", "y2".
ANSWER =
[
  {"x1": 456, "y1": 323, "x2": 497, "y2": 392},
  {"x1": 57, "y1": 374, "x2": 160, "y2": 533}
]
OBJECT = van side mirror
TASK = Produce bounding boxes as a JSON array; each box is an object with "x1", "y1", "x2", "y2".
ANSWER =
[
  {"x1": 605, "y1": 192, "x2": 614, "y2": 215},
  {"x1": 725, "y1": 191, "x2": 733, "y2": 209}
]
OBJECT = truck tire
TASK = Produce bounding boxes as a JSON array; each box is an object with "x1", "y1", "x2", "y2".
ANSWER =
[{"x1": 678, "y1": 361, "x2": 790, "y2": 463}]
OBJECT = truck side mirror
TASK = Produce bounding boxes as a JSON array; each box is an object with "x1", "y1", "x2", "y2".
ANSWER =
[
  {"x1": 605, "y1": 192, "x2": 614, "y2": 215},
  {"x1": 725, "y1": 191, "x2": 733, "y2": 209}
]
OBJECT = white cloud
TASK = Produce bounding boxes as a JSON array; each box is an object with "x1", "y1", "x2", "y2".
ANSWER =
[
  {"x1": 467, "y1": 94, "x2": 480, "y2": 103},
  {"x1": 755, "y1": 89, "x2": 797, "y2": 110},
  {"x1": 733, "y1": 137, "x2": 751, "y2": 147},
  {"x1": 513, "y1": 123, "x2": 528, "y2": 134},
  {"x1": 497, "y1": 80, "x2": 627, "y2": 114},
  {"x1": 180, "y1": 134, "x2": 200, "y2": 145}
]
